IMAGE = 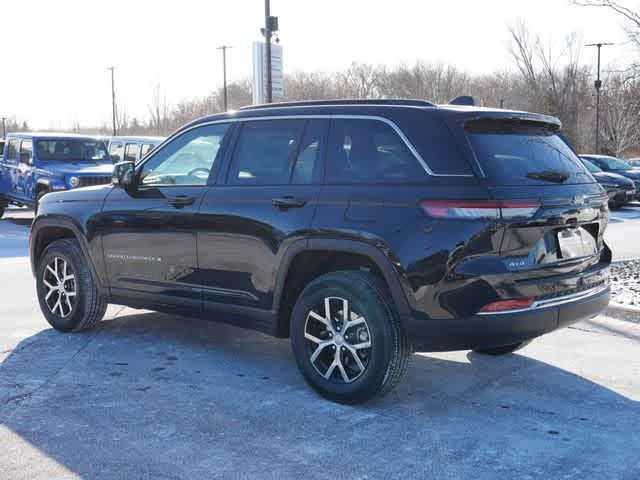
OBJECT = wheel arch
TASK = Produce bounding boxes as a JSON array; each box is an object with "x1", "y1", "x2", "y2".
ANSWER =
[
  {"x1": 30, "y1": 217, "x2": 107, "y2": 294},
  {"x1": 272, "y1": 238, "x2": 412, "y2": 338}
]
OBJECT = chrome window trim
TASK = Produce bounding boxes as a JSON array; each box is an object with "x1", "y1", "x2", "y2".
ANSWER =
[
  {"x1": 138, "y1": 114, "x2": 475, "y2": 178},
  {"x1": 476, "y1": 283, "x2": 610, "y2": 316}
]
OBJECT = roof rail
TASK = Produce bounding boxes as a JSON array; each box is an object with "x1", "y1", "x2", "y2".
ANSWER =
[
  {"x1": 239, "y1": 99, "x2": 435, "y2": 110},
  {"x1": 448, "y1": 95, "x2": 475, "y2": 106}
]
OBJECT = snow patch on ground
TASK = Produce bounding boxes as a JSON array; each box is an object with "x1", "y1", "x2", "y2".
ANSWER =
[{"x1": 610, "y1": 259, "x2": 640, "y2": 307}]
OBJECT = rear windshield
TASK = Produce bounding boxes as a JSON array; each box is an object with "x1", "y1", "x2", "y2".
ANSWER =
[
  {"x1": 466, "y1": 120, "x2": 591, "y2": 186},
  {"x1": 36, "y1": 140, "x2": 109, "y2": 162}
]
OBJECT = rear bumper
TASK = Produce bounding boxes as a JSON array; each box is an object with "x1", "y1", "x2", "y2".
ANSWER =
[{"x1": 405, "y1": 284, "x2": 610, "y2": 352}]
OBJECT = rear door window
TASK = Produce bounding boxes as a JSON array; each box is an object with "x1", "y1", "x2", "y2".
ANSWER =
[
  {"x1": 227, "y1": 120, "x2": 305, "y2": 185},
  {"x1": 109, "y1": 142, "x2": 123, "y2": 162},
  {"x1": 466, "y1": 120, "x2": 590, "y2": 186},
  {"x1": 124, "y1": 143, "x2": 138, "y2": 162},
  {"x1": 326, "y1": 119, "x2": 427, "y2": 184},
  {"x1": 141, "y1": 143, "x2": 156, "y2": 157}
]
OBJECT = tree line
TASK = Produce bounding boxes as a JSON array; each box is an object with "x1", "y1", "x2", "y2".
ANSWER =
[{"x1": 56, "y1": 6, "x2": 640, "y2": 156}]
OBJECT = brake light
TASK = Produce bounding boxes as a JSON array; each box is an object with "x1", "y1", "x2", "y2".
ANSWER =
[
  {"x1": 419, "y1": 199, "x2": 540, "y2": 219},
  {"x1": 478, "y1": 296, "x2": 535, "y2": 313}
]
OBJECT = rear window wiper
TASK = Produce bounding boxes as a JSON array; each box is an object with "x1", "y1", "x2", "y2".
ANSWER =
[{"x1": 525, "y1": 170, "x2": 570, "y2": 183}]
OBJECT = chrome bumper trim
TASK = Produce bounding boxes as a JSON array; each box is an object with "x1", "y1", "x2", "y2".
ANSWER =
[{"x1": 477, "y1": 283, "x2": 610, "y2": 316}]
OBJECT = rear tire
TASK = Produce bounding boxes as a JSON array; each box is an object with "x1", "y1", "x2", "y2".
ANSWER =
[
  {"x1": 473, "y1": 340, "x2": 532, "y2": 356},
  {"x1": 290, "y1": 270, "x2": 410, "y2": 404},
  {"x1": 36, "y1": 238, "x2": 107, "y2": 332}
]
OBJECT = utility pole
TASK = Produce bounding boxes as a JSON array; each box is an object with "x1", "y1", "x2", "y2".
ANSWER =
[
  {"x1": 107, "y1": 66, "x2": 117, "y2": 136},
  {"x1": 499, "y1": 98, "x2": 505, "y2": 109},
  {"x1": 586, "y1": 43, "x2": 613, "y2": 153},
  {"x1": 1, "y1": 117, "x2": 5, "y2": 138},
  {"x1": 217, "y1": 45, "x2": 233, "y2": 111},
  {"x1": 264, "y1": 0, "x2": 273, "y2": 103}
]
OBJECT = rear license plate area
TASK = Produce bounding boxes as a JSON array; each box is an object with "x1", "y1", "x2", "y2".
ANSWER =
[{"x1": 557, "y1": 228, "x2": 597, "y2": 259}]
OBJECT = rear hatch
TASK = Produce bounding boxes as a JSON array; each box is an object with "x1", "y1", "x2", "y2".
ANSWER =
[{"x1": 463, "y1": 117, "x2": 609, "y2": 283}]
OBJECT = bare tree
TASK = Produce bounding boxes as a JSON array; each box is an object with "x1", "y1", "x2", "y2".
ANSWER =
[
  {"x1": 336, "y1": 62, "x2": 384, "y2": 98},
  {"x1": 600, "y1": 74, "x2": 640, "y2": 155},
  {"x1": 507, "y1": 21, "x2": 592, "y2": 146},
  {"x1": 148, "y1": 83, "x2": 171, "y2": 135}
]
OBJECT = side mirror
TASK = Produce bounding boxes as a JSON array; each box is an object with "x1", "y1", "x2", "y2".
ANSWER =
[{"x1": 112, "y1": 161, "x2": 135, "y2": 186}]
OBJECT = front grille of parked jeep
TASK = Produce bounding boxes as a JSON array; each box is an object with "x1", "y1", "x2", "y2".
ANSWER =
[{"x1": 78, "y1": 176, "x2": 111, "y2": 187}]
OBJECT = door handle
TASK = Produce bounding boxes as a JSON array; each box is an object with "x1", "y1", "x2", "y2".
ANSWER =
[
  {"x1": 272, "y1": 196, "x2": 306, "y2": 209},
  {"x1": 167, "y1": 195, "x2": 196, "y2": 208}
]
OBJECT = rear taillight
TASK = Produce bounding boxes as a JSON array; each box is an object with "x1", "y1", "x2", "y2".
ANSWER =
[
  {"x1": 478, "y1": 296, "x2": 535, "y2": 313},
  {"x1": 419, "y1": 199, "x2": 540, "y2": 220}
]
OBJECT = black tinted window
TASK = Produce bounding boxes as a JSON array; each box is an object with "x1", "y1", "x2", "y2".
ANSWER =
[
  {"x1": 292, "y1": 120, "x2": 326, "y2": 184},
  {"x1": 228, "y1": 120, "x2": 304, "y2": 185},
  {"x1": 327, "y1": 119, "x2": 426, "y2": 183},
  {"x1": 466, "y1": 120, "x2": 589, "y2": 186}
]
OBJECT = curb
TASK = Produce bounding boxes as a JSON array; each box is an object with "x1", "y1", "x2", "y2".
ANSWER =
[{"x1": 602, "y1": 303, "x2": 640, "y2": 324}]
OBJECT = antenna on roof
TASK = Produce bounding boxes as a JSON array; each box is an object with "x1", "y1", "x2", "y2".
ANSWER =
[{"x1": 448, "y1": 96, "x2": 475, "y2": 106}]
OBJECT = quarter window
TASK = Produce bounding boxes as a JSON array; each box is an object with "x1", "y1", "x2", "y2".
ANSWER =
[
  {"x1": 227, "y1": 120, "x2": 305, "y2": 185},
  {"x1": 109, "y1": 142, "x2": 123, "y2": 163},
  {"x1": 327, "y1": 119, "x2": 426, "y2": 183},
  {"x1": 139, "y1": 124, "x2": 229, "y2": 186},
  {"x1": 124, "y1": 143, "x2": 138, "y2": 162}
]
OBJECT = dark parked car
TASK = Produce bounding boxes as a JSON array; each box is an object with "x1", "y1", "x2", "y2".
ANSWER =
[
  {"x1": 580, "y1": 157, "x2": 635, "y2": 209},
  {"x1": 581, "y1": 154, "x2": 640, "y2": 198},
  {"x1": 30, "y1": 99, "x2": 611, "y2": 404}
]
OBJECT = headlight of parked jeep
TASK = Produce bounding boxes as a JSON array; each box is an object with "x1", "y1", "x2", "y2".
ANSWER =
[
  {"x1": 69, "y1": 176, "x2": 80, "y2": 188},
  {"x1": 600, "y1": 183, "x2": 618, "y2": 190}
]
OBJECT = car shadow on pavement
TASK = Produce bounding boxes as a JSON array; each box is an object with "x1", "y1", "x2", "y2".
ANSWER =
[{"x1": 0, "y1": 310, "x2": 637, "y2": 479}]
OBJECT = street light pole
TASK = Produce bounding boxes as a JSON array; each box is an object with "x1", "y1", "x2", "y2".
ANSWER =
[
  {"x1": 1, "y1": 117, "x2": 5, "y2": 138},
  {"x1": 217, "y1": 45, "x2": 233, "y2": 111},
  {"x1": 586, "y1": 42, "x2": 613, "y2": 153},
  {"x1": 107, "y1": 66, "x2": 117, "y2": 136},
  {"x1": 264, "y1": 0, "x2": 273, "y2": 103}
]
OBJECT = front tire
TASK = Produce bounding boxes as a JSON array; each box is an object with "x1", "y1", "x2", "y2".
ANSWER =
[
  {"x1": 36, "y1": 238, "x2": 107, "y2": 332},
  {"x1": 290, "y1": 270, "x2": 410, "y2": 404},
  {"x1": 473, "y1": 340, "x2": 532, "y2": 356}
]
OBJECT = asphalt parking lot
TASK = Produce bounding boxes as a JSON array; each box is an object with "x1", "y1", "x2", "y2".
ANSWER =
[{"x1": 0, "y1": 207, "x2": 638, "y2": 479}]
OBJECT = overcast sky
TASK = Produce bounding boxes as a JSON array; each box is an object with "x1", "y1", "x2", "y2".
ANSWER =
[{"x1": 0, "y1": 0, "x2": 636, "y2": 129}]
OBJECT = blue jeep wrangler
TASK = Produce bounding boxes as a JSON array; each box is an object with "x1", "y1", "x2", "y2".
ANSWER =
[{"x1": 0, "y1": 133, "x2": 113, "y2": 216}]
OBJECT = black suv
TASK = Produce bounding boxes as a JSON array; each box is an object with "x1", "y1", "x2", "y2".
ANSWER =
[{"x1": 30, "y1": 99, "x2": 611, "y2": 404}]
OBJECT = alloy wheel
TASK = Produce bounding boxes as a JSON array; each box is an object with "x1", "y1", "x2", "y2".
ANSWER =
[
  {"x1": 42, "y1": 256, "x2": 76, "y2": 318},
  {"x1": 304, "y1": 296, "x2": 372, "y2": 383}
]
